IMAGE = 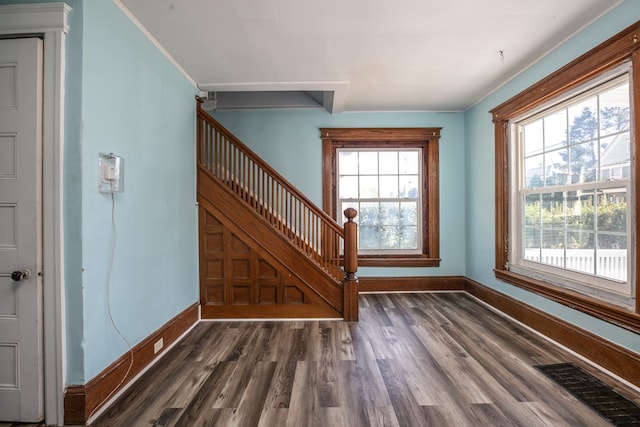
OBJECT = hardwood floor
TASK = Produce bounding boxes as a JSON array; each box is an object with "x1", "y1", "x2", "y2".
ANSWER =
[{"x1": 89, "y1": 293, "x2": 639, "y2": 425}]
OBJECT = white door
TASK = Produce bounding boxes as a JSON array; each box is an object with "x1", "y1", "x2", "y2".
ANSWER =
[{"x1": 0, "y1": 37, "x2": 44, "y2": 423}]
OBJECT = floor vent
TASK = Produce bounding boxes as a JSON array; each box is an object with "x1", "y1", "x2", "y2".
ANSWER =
[{"x1": 535, "y1": 363, "x2": 640, "y2": 426}]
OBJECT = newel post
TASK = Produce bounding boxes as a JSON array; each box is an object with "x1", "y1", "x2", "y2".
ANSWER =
[{"x1": 343, "y1": 208, "x2": 359, "y2": 321}]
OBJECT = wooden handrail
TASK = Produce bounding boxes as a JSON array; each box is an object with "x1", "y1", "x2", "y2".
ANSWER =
[{"x1": 196, "y1": 98, "x2": 356, "y2": 283}]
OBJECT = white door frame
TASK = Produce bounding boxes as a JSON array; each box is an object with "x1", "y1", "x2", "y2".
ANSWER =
[{"x1": 0, "y1": 4, "x2": 70, "y2": 425}]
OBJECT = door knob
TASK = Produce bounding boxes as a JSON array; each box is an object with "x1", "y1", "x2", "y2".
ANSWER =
[{"x1": 11, "y1": 269, "x2": 31, "y2": 282}]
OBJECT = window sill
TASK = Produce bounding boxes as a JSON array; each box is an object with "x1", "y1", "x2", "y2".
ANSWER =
[{"x1": 495, "y1": 268, "x2": 640, "y2": 333}]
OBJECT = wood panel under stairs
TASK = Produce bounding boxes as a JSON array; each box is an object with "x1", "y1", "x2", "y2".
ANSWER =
[{"x1": 198, "y1": 167, "x2": 344, "y2": 319}]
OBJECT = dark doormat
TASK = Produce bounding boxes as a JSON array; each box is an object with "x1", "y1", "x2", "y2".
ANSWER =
[{"x1": 535, "y1": 362, "x2": 640, "y2": 426}]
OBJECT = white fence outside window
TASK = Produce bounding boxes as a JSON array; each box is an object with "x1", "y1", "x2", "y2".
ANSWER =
[{"x1": 524, "y1": 248, "x2": 627, "y2": 281}]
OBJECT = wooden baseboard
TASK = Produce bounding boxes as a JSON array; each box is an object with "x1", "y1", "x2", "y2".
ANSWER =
[
  {"x1": 64, "y1": 303, "x2": 198, "y2": 425},
  {"x1": 358, "y1": 275, "x2": 465, "y2": 293},
  {"x1": 465, "y1": 277, "x2": 640, "y2": 388}
]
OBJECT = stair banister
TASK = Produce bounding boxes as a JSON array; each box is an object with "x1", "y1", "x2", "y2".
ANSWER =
[{"x1": 196, "y1": 97, "x2": 359, "y2": 320}]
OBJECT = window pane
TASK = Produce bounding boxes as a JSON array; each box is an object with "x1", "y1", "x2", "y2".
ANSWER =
[
  {"x1": 600, "y1": 132, "x2": 630, "y2": 180},
  {"x1": 568, "y1": 98, "x2": 597, "y2": 144},
  {"x1": 524, "y1": 194, "x2": 541, "y2": 227},
  {"x1": 540, "y1": 239, "x2": 564, "y2": 268},
  {"x1": 360, "y1": 226, "x2": 380, "y2": 249},
  {"x1": 566, "y1": 190, "x2": 594, "y2": 233},
  {"x1": 400, "y1": 202, "x2": 417, "y2": 226},
  {"x1": 544, "y1": 149, "x2": 568, "y2": 186},
  {"x1": 524, "y1": 155, "x2": 544, "y2": 189},
  {"x1": 523, "y1": 119, "x2": 544, "y2": 156},
  {"x1": 400, "y1": 226, "x2": 418, "y2": 249},
  {"x1": 359, "y1": 176, "x2": 378, "y2": 198},
  {"x1": 597, "y1": 238, "x2": 627, "y2": 281},
  {"x1": 596, "y1": 188, "x2": 626, "y2": 281},
  {"x1": 379, "y1": 151, "x2": 398, "y2": 174},
  {"x1": 565, "y1": 237, "x2": 595, "y2": 275},
  {"x1": 540, "y1": 192, "x2": 564, "y2": 254},
  {"x1": 597, "y1": 189, "x2": 626, "y2": 234},
  {"x1": 399, "y1": 151, "x2": 419, "y2": 174},
  {"x1": 359, "y1": 202, "x2": 379, "y2": 225},
  {"x1": 569, "y1": 141, "x2": 597, "y2": 183},
  {"x1": 599, "y1": 82, "x2": 630, "y2": 136},
  {"x1": 399, "y1": 175, "x2": 419, "y2": 198},
  {"x1": 540, "y1": 192, "x2": 564, "y2": 226},
  {"x1": 338, "y1": 151, "x2": 358, "y2": 174},
  {"x1": 359, "y1": 151, "x2": 378, "y2": 174},
  {"x1": 380, "y1": 226, "x2": 400, "y2": 249},
  {"x1": 544, "y1": 110, "x2": 567, "y2": 151},
  {"x1": 380, "y1": 202, "x2": 399, "y2": 226},
  {"x1": 379, "y1": 175, "x2": 398, "y2": 198},
  {"x1": 523, "y1": 194, "x2": 542, "y2": 261},
  {"x1": 339, "y1": 175, "x2": 358, "y2": 198}
]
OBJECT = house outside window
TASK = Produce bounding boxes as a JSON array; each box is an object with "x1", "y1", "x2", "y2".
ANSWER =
[
  {"x1": 491, "y1": 20, "x2": 640, "y2": 331},
  {"x1": 321, "y1": 128, "x2": 441, "y2": 267}
]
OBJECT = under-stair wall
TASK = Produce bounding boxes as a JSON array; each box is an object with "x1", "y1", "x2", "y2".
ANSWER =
[{"x1": 196, "y1": 99, "x2": 359, "y2": 320}]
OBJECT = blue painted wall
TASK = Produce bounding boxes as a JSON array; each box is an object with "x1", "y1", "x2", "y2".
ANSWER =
[
  {"x1": 211, "y1": 109, "x2": 467, "y2": 278},
  {"x1": 464, "y1": 0, "x2": 640, "y2": 354},
  {"x1": 78, "y1": 1, "x2": 199, "y2": 381},
  {"x1": 62, "y1": 0, "x2": 85, "y2": 387}
]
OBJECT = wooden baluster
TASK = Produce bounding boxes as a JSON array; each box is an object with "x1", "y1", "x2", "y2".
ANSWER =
[
  {"x1": 216, "y1": 131, "x2": 221, "y2": 178},
  {"x1": 211, "y1": 127, "x2": 215, "y2": 173},
  {"x1": 251, "y1": 160, "x2": 257, "y2": 210},
  {"x1": 343, "y1": 208, "x2": 358, "y2": 321},
  {"x1": 197, "y1": 118, "x2": 202, "y2": 166},
  {"x1": 205, "y1": 124, "x2": 210, "y2": 172}
]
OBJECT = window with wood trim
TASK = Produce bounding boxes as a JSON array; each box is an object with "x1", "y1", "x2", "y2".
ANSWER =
[
  {"x1": 321, "y1": 128, "x2": 441, "y2": 267},
  {"x1": 491, "y1": 20, "x2": 640, "y2": 331}
]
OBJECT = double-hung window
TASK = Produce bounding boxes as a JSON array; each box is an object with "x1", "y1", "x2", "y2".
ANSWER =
[
  {"x1": 492, "y1": 20, "x2": 640, "y2": 330},
  {"x1": 321, "y1": 128, "x2": 441, "y2": 267},
  {"x1": 513, "y1": 71, "x2": 631, "y2": 302},
  {"x1": 337, "y1": 149, "x2": 422, "y2": 254}
]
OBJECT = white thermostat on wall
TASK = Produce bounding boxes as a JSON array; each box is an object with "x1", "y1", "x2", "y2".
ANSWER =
[{"x1": 98, "y1": 153, "x2": 125, "y2": 193}]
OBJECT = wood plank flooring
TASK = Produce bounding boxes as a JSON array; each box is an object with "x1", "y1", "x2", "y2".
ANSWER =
[{"x1": 13, "y1": 292, "x2": 640, "y2": 426}]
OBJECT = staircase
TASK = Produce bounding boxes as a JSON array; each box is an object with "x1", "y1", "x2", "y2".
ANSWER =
[{"x1": 196, "y1": 99, "x2": 359, "y2": 320}]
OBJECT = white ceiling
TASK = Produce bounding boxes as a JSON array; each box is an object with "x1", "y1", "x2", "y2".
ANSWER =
[{"x1": 119, "y1": 0, "x2": 619, "y2": 113}]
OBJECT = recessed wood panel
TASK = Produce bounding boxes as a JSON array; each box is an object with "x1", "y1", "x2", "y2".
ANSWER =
[
  {"x1": 205, "y1": 260, "x2": 223, "y2": 278},
  {"x1": 258, "y1": 285, "x2": 277, "y2": 304},
  {"x1": 205, "y1": 286, "x2": 225, "y2": 305},
  {"x1": 231, "y1": 259, "x2": 251, "y2": 279},
  {"x1": 231, "y1": 235, "x2": 250, "y2": 254},
  {"x1": 258, "y1": 259, "x2": 277, "y2": 278},
  {"x1": 232, "y1": 286, "x2": 251, "y2": 305},
  {"x1": 285, "y1": 286, "x2": 305, "y2": 304},
  {"x1": 203, "y1": 211, "x2": 222, "y2": 227},
  {"x1": 204, "y1": 233, "x2": 223, "y2": 252}
]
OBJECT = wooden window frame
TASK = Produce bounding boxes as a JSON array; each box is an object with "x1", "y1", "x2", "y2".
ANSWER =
[
  {"x1": 321, "y1": 128, "x2": 441, "y2": 267},
  {"x1": 491, "y1": 20, "x2": 640, "y2": 332}
]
